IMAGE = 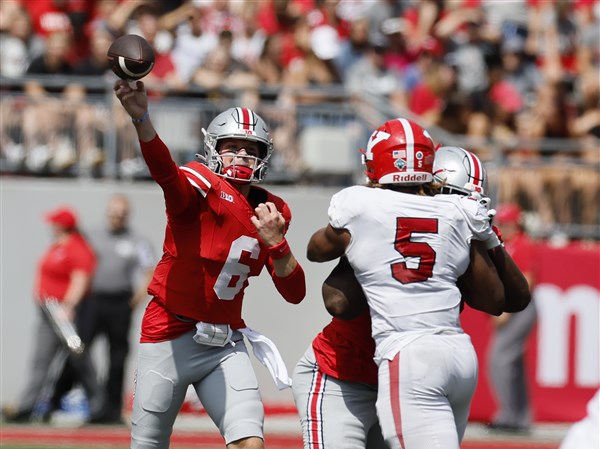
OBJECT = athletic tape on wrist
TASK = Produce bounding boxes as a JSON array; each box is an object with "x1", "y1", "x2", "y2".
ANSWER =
[
  {"x1": 132, "y1": 111, "x2": 149, "y2": 124},
  {"x1": 267, "y1": 238, "x2": 291, "y2": 260}
]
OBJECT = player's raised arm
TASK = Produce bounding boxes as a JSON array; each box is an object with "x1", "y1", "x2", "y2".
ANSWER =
[
  {"x1": 113, "y1": 80, "x2": 156, "y2": 142},
  {"x1": 113, "y1": 79, "x2": 197, "y2": 216}
]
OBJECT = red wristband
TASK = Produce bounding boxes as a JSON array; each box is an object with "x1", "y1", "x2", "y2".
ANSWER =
[{"x1": 267, "y1": 238, "x2": 291, "y2": 260}]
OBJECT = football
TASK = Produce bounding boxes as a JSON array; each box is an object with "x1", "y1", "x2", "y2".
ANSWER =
[{"x1": 107, "y1": 34, "x2": 155, "y2": 81}]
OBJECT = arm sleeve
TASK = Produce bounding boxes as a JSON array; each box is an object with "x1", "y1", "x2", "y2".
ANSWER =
[
  {"x1": 139, "y1": 135, "x2": 199, "y2": 217},
  {"x1": 266, "y1": 258, "x2": 306, "y2": 304}
]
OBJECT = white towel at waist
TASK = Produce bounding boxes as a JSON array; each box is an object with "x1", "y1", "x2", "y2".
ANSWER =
[{"x1": 238, "y1": 327, "x2": 292, "y2": 390}]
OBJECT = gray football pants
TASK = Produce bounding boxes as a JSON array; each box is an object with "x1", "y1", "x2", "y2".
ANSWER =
[
  {"x1": 292, "y1": 345, "x2": 387, "y2": 449},
  {"x1": 130, "y1": 329, "x2": 264, "y2": 449}
]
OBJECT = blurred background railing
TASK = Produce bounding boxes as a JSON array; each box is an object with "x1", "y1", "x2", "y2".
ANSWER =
[{"x1": 1, "y1": 75, "x2": 598, "y2": 240}]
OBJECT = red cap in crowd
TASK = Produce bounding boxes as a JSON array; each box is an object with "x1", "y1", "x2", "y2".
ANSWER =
[
  {"x1": 44, "y1": 206, "x2": 78, "y2": 230},
  {"x1": 495, "y1": 203, "x2": 522, "y2": 224},
  {"x1": 490, "y1": 81, "x2": 524, "y2": 113}
]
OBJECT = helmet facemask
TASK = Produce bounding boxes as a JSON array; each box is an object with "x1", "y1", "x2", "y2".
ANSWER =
[{"x1": 198, "y1": 108, "x2": 273, "y2": 184}]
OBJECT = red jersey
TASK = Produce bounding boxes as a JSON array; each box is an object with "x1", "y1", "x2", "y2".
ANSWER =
[
  {"x1": 312, "y1": 309, "x2": 378, "y2": 385},
  {"x1": 139, "y1": 135, "x2": 303, "y2": 342},
  {"x1": 24, "y1": 0, "x2": 73, "y2": 37},
  {"x1": 35, "y1": 233, "x2": 96, "y2": 303}
]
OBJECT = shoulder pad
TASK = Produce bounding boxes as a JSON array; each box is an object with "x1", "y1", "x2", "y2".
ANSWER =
[{"x1": 180, "y1": 162, "x2": 215, "y2": 197}]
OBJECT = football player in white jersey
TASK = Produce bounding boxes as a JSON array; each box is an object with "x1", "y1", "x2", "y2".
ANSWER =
[
  {"x1": 433, "y1": 146, "x2": 531, "y2": 314},
  {"x1": 307, "y1": 118, "x2": 506, "y2": 449},
  {"x1": 295, "y1": 144, "x2": 531, "y2": 449}
]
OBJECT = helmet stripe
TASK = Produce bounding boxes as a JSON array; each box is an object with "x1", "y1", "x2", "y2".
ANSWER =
[
  {"x1": 397, "y1": 118, "x2": 414, "y2": 171},
  {"x1": 237, "y1": 107, "x2": 256, "y2": 131},
  {"x1": 237, "y1": 107, "x2": 248, "y2": 130},
  {"x1": 466, "y1": 150, "x2": 482, "y2": 187}
]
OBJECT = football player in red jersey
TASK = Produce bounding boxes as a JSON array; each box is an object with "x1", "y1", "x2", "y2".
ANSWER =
[
  {"x1": 433, "y1": 147, "x2": 531, "y2": 315},
  {"x1": 292, "y1": 257, "x2": 385, "y2": 449},
  {"x1": 113, "y1": 79, "x2": 306, "y2": 449}
]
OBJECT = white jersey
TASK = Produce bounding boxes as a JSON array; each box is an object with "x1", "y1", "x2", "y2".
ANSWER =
[{"x1": 328, "y1": 185, "x2": 494, "y2": 360}]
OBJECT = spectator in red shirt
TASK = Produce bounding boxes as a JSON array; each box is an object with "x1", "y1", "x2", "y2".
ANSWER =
[
  {"x1": 1, "y1": 206, "x2": 103, "y2": 424},
  {"x1": 408, "y1": 59, "x2": 454, "y2": 126},
  {"x1": 24, "y1": 0, "x2": 73, "y2": 38},
  {"x1": 256, "y1": 0, "x2": 309, "y2": 68},
  {"x1": 24, "y1": 0, "x2": 93, "y2": 64}
]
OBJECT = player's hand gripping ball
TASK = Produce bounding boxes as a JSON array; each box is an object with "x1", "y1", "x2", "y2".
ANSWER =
[{"x1": 107, "y1": 34, "x2": 155, "y2": 81}]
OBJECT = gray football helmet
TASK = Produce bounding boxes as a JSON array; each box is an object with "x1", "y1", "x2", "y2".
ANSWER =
[
  {"x1": 433, "y1": 146, "x2": 487, "y2": 195},
  {"x1": 200, "y1": 107, "x2": 273, "y2": 183}
]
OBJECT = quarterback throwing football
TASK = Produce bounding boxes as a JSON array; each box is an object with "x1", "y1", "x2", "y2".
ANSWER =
[{"x1": 113, "y1": 79, "x2": 306, "y2": 449}]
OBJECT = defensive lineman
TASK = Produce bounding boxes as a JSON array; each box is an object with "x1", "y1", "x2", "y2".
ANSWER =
[
  {"x1": 293, "y1": 144, "x2": 530, "y2": 449},
  {"x1": 307, "y1": 118, "x2": 505, "y2": 449}
]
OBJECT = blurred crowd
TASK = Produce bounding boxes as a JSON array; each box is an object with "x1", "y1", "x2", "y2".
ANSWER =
[{"x1": 0, "y1": 0, "x2": 599, "y2": 233}]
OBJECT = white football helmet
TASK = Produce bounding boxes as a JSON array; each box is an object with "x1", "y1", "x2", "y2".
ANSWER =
[
  {"x1": 432, "y1": 146, "x2": 487, "y2": 195},
  {"x1": 200, "y1": 107, "x2": 273, "y2": 184}
]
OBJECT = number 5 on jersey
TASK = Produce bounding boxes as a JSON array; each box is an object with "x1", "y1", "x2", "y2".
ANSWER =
[{"x1": 392, "y1": 217, "x2": 438, "y2": 284}]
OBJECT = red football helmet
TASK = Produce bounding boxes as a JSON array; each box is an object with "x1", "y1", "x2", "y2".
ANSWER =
[{"x1": 362, "y1": 118, "x2": 435, "y2": 185}]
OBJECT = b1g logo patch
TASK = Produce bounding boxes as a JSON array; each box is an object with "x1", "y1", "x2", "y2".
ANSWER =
[{"x1": 220, "y1": 191, "x2": 234, "y2": 203}]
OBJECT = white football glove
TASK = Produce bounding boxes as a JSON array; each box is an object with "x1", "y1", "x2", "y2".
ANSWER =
[{"x1": 468, "y1": 191, "x2": 496, "y2": 223}]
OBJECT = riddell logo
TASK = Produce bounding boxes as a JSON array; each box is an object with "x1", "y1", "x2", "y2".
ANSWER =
[{"x1": 392, "y1": 173, "x2": 429, "y2": 182}]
